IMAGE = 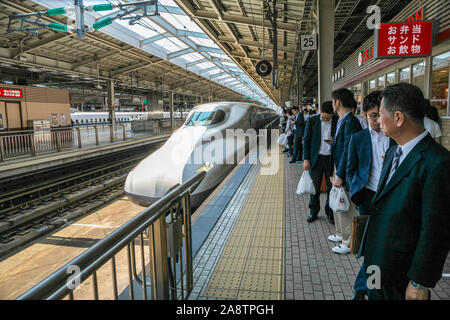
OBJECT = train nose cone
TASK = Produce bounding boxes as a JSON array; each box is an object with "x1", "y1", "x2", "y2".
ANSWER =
[{"x1": 124, "y1": 126, "x2": 206, "y2": 206}]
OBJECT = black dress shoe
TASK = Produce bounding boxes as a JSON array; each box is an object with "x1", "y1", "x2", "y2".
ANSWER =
[
  {"x1": 352, "y1": 290, "x2": 366, "y2": 300},
  {"x1": 327, "y1": 216, "x2": 335, "y2": 225},
  {"x1": 306, "y1": 215, "x2": 317, "y2": 223},
  {"x1": 289, "y1": 160, "x2": 296, "y2": 163}
]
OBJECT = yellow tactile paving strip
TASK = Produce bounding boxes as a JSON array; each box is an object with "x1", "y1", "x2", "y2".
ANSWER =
[{"x1": 204, "y1": 151, "x2": 284, "y2": 299}]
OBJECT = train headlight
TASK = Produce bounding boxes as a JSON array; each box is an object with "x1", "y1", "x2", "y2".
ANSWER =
[{"x1": 196, "y1": 162, "x2": 214, "y2": 173}]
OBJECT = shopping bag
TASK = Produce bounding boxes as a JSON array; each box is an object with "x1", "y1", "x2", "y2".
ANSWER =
[
  {"x1": 277, "y1": 133, "x2": 288, "y2": 147},
  {"x1": 334, "y1": 187, "x2": 350, "y2": 213},
  {"x1": 328, "y1": 186, "x2": 339, "y2": 211},
  {"x1": 296, "y1": 170, "x2": 316, "y2": 195}
]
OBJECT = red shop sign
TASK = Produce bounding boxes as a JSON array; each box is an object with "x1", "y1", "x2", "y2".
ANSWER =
[
  {"x1": 0, "y1": 88, "x2": 23, "y2": 98},
  {"x1": 375, "y1": 20, "x2": 435, "y2": 59}
]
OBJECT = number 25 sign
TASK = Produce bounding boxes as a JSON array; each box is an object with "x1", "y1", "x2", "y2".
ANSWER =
[{"x1": 300, "y1": 34, "x2": 318, "y2": 51}]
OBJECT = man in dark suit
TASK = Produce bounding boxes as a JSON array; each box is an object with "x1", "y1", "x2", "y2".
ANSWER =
[
  {"x1": 303, "y1": 101, "x2": 337, "y2": 224},
  {"x1": 360, "y1": 83, "x2": 450, "y2": 300},
  {"x1": 346, "y1": 91, "x2": 396, "y2": 299},
  {"x1": 290, "y1": 106, "x2": 305, "y2": 163},
  {"x1": 328, "y1": 88, "x2": 362, "y2": 255}
]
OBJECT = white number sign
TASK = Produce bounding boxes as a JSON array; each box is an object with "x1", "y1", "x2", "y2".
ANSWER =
[{"x1": 300, "y1": 35, "x2": 317, "y2": 51}]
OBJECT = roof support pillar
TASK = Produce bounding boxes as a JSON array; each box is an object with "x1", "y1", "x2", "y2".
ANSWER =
[
  {"x1": 317, "y1": 0, "x2": 335, "y2": 108},
  {"x1": 169, "y1": 90, "x2": 174, "y2": 129},
  {"x1": 107, "y1": 79, "x2": 115, "y2": 125}
]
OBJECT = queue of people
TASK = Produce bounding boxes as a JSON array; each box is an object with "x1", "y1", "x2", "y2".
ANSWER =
[{"x1": 281, "y1": 83, "x2": 450, "y2": 300}]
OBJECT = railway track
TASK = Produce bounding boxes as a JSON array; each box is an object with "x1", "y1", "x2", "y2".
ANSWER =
[{"x1": 0, "y1": 142, "x2": 164, "y2": 258}]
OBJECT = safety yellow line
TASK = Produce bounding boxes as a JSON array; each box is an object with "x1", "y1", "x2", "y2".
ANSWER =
[{"x1": 204, "y1": 150, "x2": 284, "y2": 299}]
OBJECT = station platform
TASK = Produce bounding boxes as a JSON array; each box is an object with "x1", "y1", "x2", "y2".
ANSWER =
[
  {"x1": 1, "y1": 147, "x2": 449, "y2": 300},
  {"x1": 0, "y1": 133, "x2": 170, "y2": 179}
]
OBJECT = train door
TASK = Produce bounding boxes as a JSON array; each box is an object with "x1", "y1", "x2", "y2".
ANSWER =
[{"x1": 5, "y1": 102, "x2": 22, "y2": 130}]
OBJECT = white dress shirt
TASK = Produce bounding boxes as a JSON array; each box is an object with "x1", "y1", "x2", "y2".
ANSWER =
[
  {"x1": 366, "y1": 127, "x2": 390, "y2": 192},
  {"x1": 386, "y1": 130, "x2": 429, "y2": 184},
  {"x1": 319, "y1": 117, "x2": 332, "y2": 156}
]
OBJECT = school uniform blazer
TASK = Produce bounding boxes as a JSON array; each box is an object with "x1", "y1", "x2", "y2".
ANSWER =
[
  {"x1": 331, "y1": 112, "x2": 362, "y2": 185},
  {"x1": 346, "y1": 128, "x2": 396, "y2": 205},
  {"x1": 303, "y1": 114, "x2": 337, "y2": 170},
  {"x1": 359, "y1": 134, "x2": 450, "y2": 288}
]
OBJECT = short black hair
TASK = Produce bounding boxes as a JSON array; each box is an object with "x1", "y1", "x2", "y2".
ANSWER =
[
  {"x1": 292, "y1": 106, "x2": 299, "y2": 111},
  {"x1": 287, "y1": 110, "x2": 293, "y2": 116},
  {"x1": 321, "y1": 101, "x2": 334, "y2": 114},
  {"x1": 363, "y1": 91, "x2": 382, "y2": 113},
  {"x1": 381, "y1": 83, "x2": 425, "y2": 125},
  {"x1": 332, "y1": 88, "x2": 356, "y2": 109}
]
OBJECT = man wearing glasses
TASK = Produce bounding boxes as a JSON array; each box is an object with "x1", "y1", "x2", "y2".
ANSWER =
[
  {"x1": 346, "y1": 91, "x2": 396, "y2": 299},
  {"x1": 347, "y1": 91, "x2": 396, "y2": 216}
]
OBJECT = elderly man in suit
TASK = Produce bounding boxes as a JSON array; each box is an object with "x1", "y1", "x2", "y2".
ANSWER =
[
  {"x1": 303, "y1": 101, "x2": 337, "y2": 224},
  {"x1": 360, "y1": 83, "x2": 450, "y2": 300},
  {"x1": 328, "y1": 88, "x2": 362, "y2": 254},
  {"x1": 346, "y1": 91, "x2": 396, "y2": 299},
  {"x1": 290, "y1": 106, "x2": 305, "y2": 163}
]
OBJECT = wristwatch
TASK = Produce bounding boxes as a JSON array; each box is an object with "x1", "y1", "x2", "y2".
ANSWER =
[{"x1": 410, "y1": 280, "x2": 430, "y2": 291}]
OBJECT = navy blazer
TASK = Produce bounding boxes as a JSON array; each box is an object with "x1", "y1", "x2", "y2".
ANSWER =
[
  {"x1": 359, "y1": 134, "x2": 450, "y2": 288},
  {"x1": 346, "y1": 128, "x2": 396, "y2": 204},
  {"x1": 303, "y1": 114, "x2": 338, "y2": 170},
  {"x1": 331, "y1": 112, "x2": 362, "y2": 185}
]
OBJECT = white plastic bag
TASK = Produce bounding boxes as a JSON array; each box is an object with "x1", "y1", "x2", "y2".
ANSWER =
[
  {"x1": 296, "y1": 170, "x2": 316, "y2": 195},
  {"x1": 277, "y1": 133, "x2": 288, "y2": 147},
  {"x1": 329, "y1": 186, "x2": 339, "y2": 212},
  {"x1": 330, "y1": 187, "x2": 350, "y2": 213}
]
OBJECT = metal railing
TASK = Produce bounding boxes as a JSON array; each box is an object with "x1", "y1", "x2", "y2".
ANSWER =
[
  {"x1": 0, "y1": 123, "x2": 151, "y2": 162},
  {"x1": 17, "y1": 171, "x2": 206, "y2": 300}
]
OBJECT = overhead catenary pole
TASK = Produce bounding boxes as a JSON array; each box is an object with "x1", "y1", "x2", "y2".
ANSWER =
[
  {"x1": 108, "y1": 79, "x2": 115, "y2": 125},
  {"x1": 317, "y1": 0, "x2": 335, "y2": 108},
  {"x1": 169, "y1": 90, "x2": 174, "y2": 130}
]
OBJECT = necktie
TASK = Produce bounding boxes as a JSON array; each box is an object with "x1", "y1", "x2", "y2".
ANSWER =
[{"x1": 392, "y1": 146, "x2": 403, "y2": 171}]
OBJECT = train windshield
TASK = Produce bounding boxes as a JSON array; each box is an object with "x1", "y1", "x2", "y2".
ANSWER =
[{"x1": 185, "y1": 110, "x2": 225, "y2": 126}]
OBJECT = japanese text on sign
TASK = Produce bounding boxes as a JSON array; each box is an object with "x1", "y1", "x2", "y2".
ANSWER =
[
  {"x1": 375, "y1": 20, "x2": 433, "y2": 59},
  {"x1": 0, "y1": 88, "x2": 23, "y2": 98}
]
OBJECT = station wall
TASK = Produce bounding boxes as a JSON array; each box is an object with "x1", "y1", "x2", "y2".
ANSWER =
[
  {"x1": 332, "y1": 0, "x2": 450, "y2": 151},
  {"x1": 0, "y1": 85, "x2": 70, "y2": 131}
]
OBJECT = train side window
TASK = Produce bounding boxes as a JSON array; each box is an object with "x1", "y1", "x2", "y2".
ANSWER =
[{"x1": 211, "y1": 109, "x2": 226, "y2": 125}]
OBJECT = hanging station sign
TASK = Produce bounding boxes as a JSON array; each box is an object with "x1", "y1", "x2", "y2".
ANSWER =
[
  {"x1": 0, "y1": 88, "x2": 23, "y2": 98},
  {"x1": 374, "y1": 20, "x2": 435, "y2": 59},
  {"x1": 358, "y1": 46, "x2": 374, "y2": 67}
]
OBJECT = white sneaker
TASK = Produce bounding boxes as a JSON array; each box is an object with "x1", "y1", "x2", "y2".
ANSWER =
[
  {"x1": 332, "y1": 244, "x2": 350, "y2": 254},
  {"x1": 328, "y1": 234, "x2": 343, "y2": 243}
]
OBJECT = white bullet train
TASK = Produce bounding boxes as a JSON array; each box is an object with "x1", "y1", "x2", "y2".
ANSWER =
[
  {"x1": 70, "y1": 110, "x2": 187, "y2": 125},
  {"x1": 124, "y1": 102, "x2": 279, "y2": 207}
]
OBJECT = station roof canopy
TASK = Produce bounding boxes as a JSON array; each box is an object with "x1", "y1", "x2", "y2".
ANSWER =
[
  {"x1": 173, "y1": 0, "x2": 411, "y2": 104},
  {"x1": 0, "y1": 0, "x2": 412, "y2": 107},
  {"x1": 0, "y1": 0, "x2": 275, "y2": 105}
]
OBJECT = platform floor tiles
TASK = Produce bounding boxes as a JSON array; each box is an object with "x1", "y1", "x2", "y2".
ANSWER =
[{"x1": 191, "y1": 150, "x2": 285, "y2": 300}]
